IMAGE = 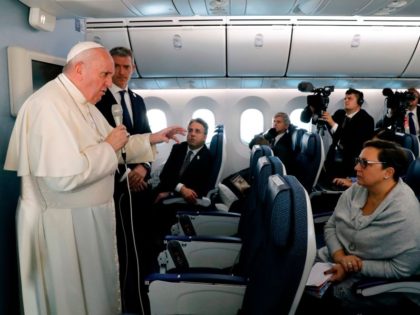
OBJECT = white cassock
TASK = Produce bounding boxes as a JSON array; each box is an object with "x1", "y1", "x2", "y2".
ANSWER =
[{"x1": 4, "y1": 73, "x2": 156, "y2": 315}]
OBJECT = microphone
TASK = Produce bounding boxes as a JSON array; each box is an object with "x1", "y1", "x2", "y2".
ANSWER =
[
  {"x1": 111, "y1": 104, "x2": 123, "y2": 126},
  {"x1": 298, "y1": 81, "x2": 314, "y2": 92},
  {"x1": 111, "y1": 104, "x2": 127, "y2": 160},
  {"x1": 382, "y1": 88, "x2": 394, "y2": 97}
]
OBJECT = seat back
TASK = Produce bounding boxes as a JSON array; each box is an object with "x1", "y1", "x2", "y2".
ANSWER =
[
  {"x1": 242, "y1": 175, "x2": 317, "y2": 315},
  {"x1": 208, "y1": 125, "x2": 226, "y2": 190},
  {"x1": 405, "y1": 158, "x2": 420, "y2": 201},
  {"x1": 294, "y1": 132, "x2": 325, "y2": 192},
  {"x1": 291, "y1": 127, "x2": 307, "y2": 156},
  {"x1": 237, "y1": 155, "x2": 284, "y2": 276},
  {"x1": 394, "y1": 132, "x2": 420, "y2": 157},
  {"x1": 249, "y1": 145, "x2": 273, "y2": 183}
]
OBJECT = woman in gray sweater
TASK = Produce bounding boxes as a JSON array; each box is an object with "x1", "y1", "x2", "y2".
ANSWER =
[{"x1": 318, "y1": 139, "x2": 420, "y2": 313}]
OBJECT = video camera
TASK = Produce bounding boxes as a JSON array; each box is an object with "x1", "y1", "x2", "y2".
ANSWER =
[
  {"x1": 298, "y1": 82, "x2": 335, "y2": 130},
  {"x1": 382, "y1": 88, "x2": 416, "y2": 131}
]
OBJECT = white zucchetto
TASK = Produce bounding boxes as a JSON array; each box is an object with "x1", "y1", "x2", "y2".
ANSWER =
[{"x1": 66, "y1": 41, "x2": 104, "y2": 62}]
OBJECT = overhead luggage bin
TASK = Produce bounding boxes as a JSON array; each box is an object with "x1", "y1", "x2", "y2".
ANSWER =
[
  {"x1": 85, "y1": 21, "x2": 131, "y2": 50},
  {"x1": 401, "y1": 40, "x2": 420, "y2": 77},
  {"x1": 287, "y1": 25, "x2": 420, "y2": 77},
  {"x1": 129, "y1": 24, "x2": 226, "y2": 77},
  {"x1": 227, "y1": 25, "x2": 292, "y2": 76}
]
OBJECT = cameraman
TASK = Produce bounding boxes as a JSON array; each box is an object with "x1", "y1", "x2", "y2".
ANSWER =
[
  {"x1": 381, "y1": 87, "x2": 420, "y2": 137},
  {"x1": 321, "y1": 88, "x2": 374, "y2": 180}
]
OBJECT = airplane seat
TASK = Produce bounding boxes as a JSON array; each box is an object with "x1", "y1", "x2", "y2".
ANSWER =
[
  {"x1": 393, "y1": 132, "x2": 420, "y2": 157},
  {"x1": 241, "y1": 174, "x2": 317, "y2": 315},
  {"x1": 162, "y1": 124, "x2": 226, "y2": 209},
  {"x1": 158, "y1": 156, "x2": 285, "y2": 273},
  {"x1": 208, "y1": 124, "x2": 226, "y2": 191},
  {"x1": 145, "y1": 175, "x2": 316, "y2": 315},
  {"x1": 291, "y1": 127, "x2": 307, "y2": 155},
  {"x1": 294, "y1": 132, "x2": 325, "y2": 193},
  {"x1": 405, "y1": 158, "x2": 420, "y2": 201},
  {"x1": 170, "y1": 144, "x2": 273, "y2": 237}
]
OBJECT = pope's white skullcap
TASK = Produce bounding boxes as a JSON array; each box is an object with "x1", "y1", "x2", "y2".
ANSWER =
[{"x1": 66, "y1": 41, "x2": 105, "y2": 62}]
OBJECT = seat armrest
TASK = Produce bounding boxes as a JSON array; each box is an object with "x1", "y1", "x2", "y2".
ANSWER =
[
  {"x1": 163, "y1": 196, "x2": 211, "y2": 207},
  {"x1": 354, "y1": 276, "x2": 420, "y2": 296}
]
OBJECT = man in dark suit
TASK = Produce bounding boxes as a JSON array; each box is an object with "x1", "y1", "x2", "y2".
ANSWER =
[
  {"x1": 322, "y1": 88, "x2": 374, "y2": 180},
  {"x1": 96, "y1": 46, "x2": 153, "y2": 314},
  {"x1": 152, "y1": 118, "x2": 213, "y2": 238},
  {"x1": 380, "y1": 87, "x2": 420, "y2": 138},
  {"x1": 248, "y1": 112, "x2": 294, "y2": 173},
  {"x1": 96, "y1": 46, "x2": 152, "y2": 190},
  {"x1": 154, "y1": 118, "x2": 212, "y2": 204}
]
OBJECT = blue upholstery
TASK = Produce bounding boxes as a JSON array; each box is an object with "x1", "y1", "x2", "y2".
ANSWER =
[
  {"x1": 208, "y1": 125, "x2": 226, "y2": 190},
  {"x1": 250, "y1": 144, "x2": 273, "y2": 182},
  {"x1": 294, "y1": 132, "x2": 325, "y2": 192},
  {"x1": 145, "y1": 175, "x2": 316, "y2": 315},
  {"x1": 405, "y1": 158, "x2": 420, "y2": 200},
  {"x1": 241, "y1": 175, "x2": 317, "y2": 315},
  {"x1": 170, "y1": 144, "x2": 274, "y2": 237},
  {"x1": 291, "y1": 127, "x2": 307, "y2": 155},
  {"x1": 394, "y1": 132, "x2": 420, "y2": 157},
  {"x1": 159, "y1": 156, "x2": 285, "y2": 273}
]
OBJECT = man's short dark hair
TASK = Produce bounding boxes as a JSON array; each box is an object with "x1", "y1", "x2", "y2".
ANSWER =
[
  {"x1": 109, "y1": 47, "x2": 133, "y2": 59},
  {"x1": 346, "y1": 88, "x2": 364, "y2": 106},
  {"x1": 189, "y1": 118, "x2": 208, "y2": 135}
]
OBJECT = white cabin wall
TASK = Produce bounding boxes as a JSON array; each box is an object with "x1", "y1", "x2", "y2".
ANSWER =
[
  {"x1": 0, "y1": 1, "x2": 84, "y2": 313},
  {"x1": 136, "y1": 88, "x2": 389, "y2": 178}
]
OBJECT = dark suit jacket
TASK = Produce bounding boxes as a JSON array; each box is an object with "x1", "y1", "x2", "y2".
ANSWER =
[
  {"x1": 380, "y1": 106, "x2": 420, "y2": 133},
  {"x1": 96, "y1": 88, "x2": 152, "y2": 174},
  {"x1": 249, "y1": 127, "x2": 294, "y2": 173},
  {"x1": 96, "y1": 88, "x2": 151, "y2": 135},
  {"x1": 326, "y1": 109, "x2": 374, "y2": 177},
  {"x1": 157, "y1": 142, "x2": 212, "y2": 197}
]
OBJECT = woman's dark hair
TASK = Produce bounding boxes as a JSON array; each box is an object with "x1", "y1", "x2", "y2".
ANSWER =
[{"x1": 363, "y1": 139, "x2": 409, "y2": 181}]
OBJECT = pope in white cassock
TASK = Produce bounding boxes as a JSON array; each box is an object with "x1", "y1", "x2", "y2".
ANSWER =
[{"x1": 4, "y1": 41, "x2": 185, "y2": 315}]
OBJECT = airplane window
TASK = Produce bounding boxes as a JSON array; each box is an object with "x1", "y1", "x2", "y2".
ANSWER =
[
  {"x1": 290, "y1": 108, "x2": 312, "y2": 132},
  {"x1": 147, "y1": 109, "x2": 167, "y2": 132},
  {"x1": 240, "y1": 108, "x2": 264, "y2": 144},
  {"x1": 192, "y1": 108, "x2": 215, "y2": 144}
]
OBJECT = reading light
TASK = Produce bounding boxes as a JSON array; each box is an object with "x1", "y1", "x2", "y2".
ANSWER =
[{"x1": 29, "y1": 7, "x2": 56, "y2": 32}]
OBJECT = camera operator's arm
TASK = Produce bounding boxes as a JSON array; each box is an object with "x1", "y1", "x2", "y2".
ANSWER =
[{"x1": 322, "y1": 111, "x2": 338, "y2": 132}]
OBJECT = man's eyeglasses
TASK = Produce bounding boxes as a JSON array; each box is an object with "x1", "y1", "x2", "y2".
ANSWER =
[{"x1": 355, "y1": 157, "x2": 387, "y2": 169}]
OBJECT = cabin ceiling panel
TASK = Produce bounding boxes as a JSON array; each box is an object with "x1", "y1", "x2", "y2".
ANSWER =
[
  {"x1": 124, "y1": 0, "x2": 179, "y2": 16},
  {"x1": 19, "y1": 0, "x2": 420, "y2": 17},
  {"x1": 287, "y1": 25, "x2": 420, "y2": 77},
  {"x1": 55, "y1": 0, "x2": 140, "y2": 17}
]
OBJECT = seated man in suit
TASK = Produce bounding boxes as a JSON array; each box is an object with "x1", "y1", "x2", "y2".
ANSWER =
[
  {"x1": 154, "y1": 117, "x2": 212, "y2": 204},
  {"x1": 152, "y1": 118, "x2": 213, "y2": 239},
  {"x1": 248, "y1": 112, "x2": 295, "y2": 173}
]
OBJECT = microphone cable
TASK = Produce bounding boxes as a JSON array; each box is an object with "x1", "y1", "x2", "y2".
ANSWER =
[{"x1": 121, "y1": 163, "x2": 145, "y2": 315}]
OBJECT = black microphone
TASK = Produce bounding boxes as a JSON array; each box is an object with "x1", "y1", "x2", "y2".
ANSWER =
[
  {"x1": 298, "y1": 81, "x2": 314, "y2": 92},
  {"x1": 111, "y1": 104, "x2": 127, "y2": 159},
  {"x1": 382, "y1": 88, "x2": 394, "y2": 97}
]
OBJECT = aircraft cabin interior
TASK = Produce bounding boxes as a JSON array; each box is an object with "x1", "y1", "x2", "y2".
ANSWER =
[{"x1": 1, "y1": 0, "x2": 420, "y2": 314}]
